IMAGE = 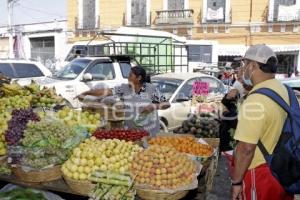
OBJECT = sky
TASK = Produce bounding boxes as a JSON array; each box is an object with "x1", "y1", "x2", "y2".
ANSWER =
[{"x1": 0, "y1": 0, "x2": 66, "y2": 27}]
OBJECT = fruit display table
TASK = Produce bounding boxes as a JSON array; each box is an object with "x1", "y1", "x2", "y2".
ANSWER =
[{"x1": 0, "y1": 175, "x2": 208, "y2": 200}]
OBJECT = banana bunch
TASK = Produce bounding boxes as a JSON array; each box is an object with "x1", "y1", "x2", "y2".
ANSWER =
[
  {"x1": 24, "y1": 81, "x2": 40, "y2": 94},
  {"x1": 0, "y1": 82, "x2": 23, "y2": 97}
]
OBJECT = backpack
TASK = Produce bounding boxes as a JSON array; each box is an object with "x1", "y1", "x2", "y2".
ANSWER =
[{"x1": 251, "y1": 85, "x2": 300, "y2": 194}]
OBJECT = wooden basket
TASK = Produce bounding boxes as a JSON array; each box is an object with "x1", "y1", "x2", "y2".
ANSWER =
[
  {"x1": 12, "y1": 165, "x2": 62, "y2": 183},
  {"x1": 63, "y1": 175, "x2": 96, "y2": 196},
  {"x1": 136, "y1": 188, "x2": 188, "y2": 200}
]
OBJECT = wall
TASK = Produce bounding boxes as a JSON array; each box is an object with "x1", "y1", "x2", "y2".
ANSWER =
[
  {"x1": 0, "y1": 37, "x2": 9, "y2": 58},
  {"x1": 67, "y1": 0, "x2": 300, "y2": 46}
]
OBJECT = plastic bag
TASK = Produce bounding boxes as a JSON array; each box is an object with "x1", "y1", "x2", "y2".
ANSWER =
[
  {"x1": 63, "y1": 125, "x2": 89, "y2": 149},
  {"x1": 7, "y1": 146, "x2": 24, "y2": 165}
]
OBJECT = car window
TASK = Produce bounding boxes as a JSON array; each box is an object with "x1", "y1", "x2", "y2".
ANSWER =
[
  {"x1": 152, "y1": 79, "x2": 182, "y2": 101},
  {"x1": 175, "y1": 78, "x2": 199, "y2": 102},
  {"x1": 0, "y1": 63, "x2": 15, "y2": 78},
  {"x1": 200, "y1": 77, "x2": 223, "y2": 93},
  {"x1": 56, "y1": 59, "x2": 92, "y2": 80},
  {"x1": 120, "y1": 62, "x2": 131, "y2": 78},
  {"x1": 86, "y1": 62, "x2": 115, "y2": 80},
  {"x1": 12, "y1": 63, "x2": 44, "y2": 78}
]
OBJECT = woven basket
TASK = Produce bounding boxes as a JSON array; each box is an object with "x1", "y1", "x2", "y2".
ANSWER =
[
  {"x1": 136, "y1": 188, "x2": 188, "y2": 200},
  {"x1": 202, "y1": 138, "x2": 220, "y2": 149},
  {"x1": 12, "y1": 165, "x2": 62, "y2": 183},
  {"x1": 0, "y1": 156, "x2": 7, "y2": 165},
  {"x1": 63, "y1": 175, "x2": 96, "y2": 196}
]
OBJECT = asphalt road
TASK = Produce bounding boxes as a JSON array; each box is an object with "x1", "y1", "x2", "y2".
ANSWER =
[{"x1": 206, "y1": 155, "x2": 231, "y2": 200}]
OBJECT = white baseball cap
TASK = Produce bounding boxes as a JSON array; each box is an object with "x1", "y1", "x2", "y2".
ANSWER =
[{"x1": 243, "y1": 44, "x2": 278, "y2": 64}]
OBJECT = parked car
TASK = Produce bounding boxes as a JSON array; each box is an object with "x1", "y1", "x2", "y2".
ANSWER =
[
  {"x1": 152, "y1": 73, "x2": 227, "y2": 132},
  {"x1": 281, "y1": 77, "x2": 300, "y2": 100},
  {"x1": 37, "y1": 55, "x2": 136, "y2": 108},
  {"x1": 0, "y1": 59, "x2": 52, "y2": 86}
]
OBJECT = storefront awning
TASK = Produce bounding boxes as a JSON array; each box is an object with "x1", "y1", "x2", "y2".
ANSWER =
[
  {"x1": 269, "y1": 45, "x2": 300, "y2": 53},
  {"x1": 217, "y1": 44, "x2": 300, "y2": 56},
  {"x1": 217, "y1": 45, "x2": 247, "y2": 56}
]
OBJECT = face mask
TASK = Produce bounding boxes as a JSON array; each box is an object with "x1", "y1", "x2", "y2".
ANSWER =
[{"x1": 242, "y1": 65, "x2": 254, "y2": 86}]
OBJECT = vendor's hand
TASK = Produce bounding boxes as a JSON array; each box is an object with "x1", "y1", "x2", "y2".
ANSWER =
[
  {"x1": 231, "y1": 185, "x2": 243, "y2": 200},
  {"x1": 141, "y1": 104, "x2": 156, "y2": 114}
]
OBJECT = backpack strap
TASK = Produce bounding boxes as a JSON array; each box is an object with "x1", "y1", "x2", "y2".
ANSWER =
[
  {"x1": 285, "y1": 85, "x2": 299, "y2": 110},
  {"x1": 250, "y1": 87, "x2": 292, "y2": 158},
  {"x1": 251, "y1": 88, "x2": 291, "y2": 115}
]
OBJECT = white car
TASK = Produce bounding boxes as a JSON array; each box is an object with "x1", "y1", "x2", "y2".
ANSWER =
[
  {"x1": 37, "y1": 56, "x2": 135, "y2": 108},
  {"x1": 152, "y1": 73, "x2": 227, "y2": 132},
  {"x1": 0, "y1": 59, "x2": 52, "y2": 86}
]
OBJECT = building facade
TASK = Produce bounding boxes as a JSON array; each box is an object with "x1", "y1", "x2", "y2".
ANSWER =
[
  {"x1": 0, "y1": 20, "x2": 68, "y2": 70},
  {"x1": 67, "y1": 0, "x2": 300, "y2": 76}
]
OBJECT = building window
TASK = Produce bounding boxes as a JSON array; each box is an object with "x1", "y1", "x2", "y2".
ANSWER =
[
  {"x1": 168, "y1": 0, "x2": 185, "y2": 10},
  {"x1": 78, "y1": 0, "x2": 99, "y2": 30},
  {"x1": 188, "y1": 45, "x2": 212, "y2": 63},
  {"x1": 203, "y1": 0, "x2": 231, "y2": 23},
  {"x1": 269, "y1": 0, "x2": 300, "y2": 21},
  {"x1": 127, "y1": 0, "x2": 150, "y2": 26}
]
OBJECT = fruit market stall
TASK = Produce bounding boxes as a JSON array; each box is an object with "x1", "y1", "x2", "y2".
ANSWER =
[{"x1": 0, "y1": 81, "x2": 221, "y2": 200}]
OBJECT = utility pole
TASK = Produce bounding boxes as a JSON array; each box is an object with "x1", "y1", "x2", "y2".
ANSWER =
[{"x1": 7, "y1": 0, "x2": 17, "y2": 58}]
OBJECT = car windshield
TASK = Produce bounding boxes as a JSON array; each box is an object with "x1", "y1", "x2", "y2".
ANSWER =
[
  {"x1": 55, "y1": 59, "x2": 92, "y2": 80},
  {"x1": 0, "y1": 63, "x2": 44, "y2": 78},
  {"x1": 152, "y1": 78, "x2": 183, "y2": 101}
]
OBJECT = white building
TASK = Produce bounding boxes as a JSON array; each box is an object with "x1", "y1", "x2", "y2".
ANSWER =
[{"x1": 0, "y1": 20, "x2": 68, "y2": 70}]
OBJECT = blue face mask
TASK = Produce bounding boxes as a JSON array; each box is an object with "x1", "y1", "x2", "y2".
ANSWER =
[
  {"x1": 243, "y1": 73, "x2": 253, "y2": 86},
  {"x1": 242, "y1": 66, "x2": 254, "y2": 86}
]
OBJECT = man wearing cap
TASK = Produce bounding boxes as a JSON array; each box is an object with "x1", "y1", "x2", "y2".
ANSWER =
[{"x1": 231, "y1": 44, "x2": 294, "y2": 200}]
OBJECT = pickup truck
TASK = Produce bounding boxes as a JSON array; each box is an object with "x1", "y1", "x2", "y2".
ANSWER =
[{"x1": 37, "y1": 55, "x2": 136, "y2": 108}]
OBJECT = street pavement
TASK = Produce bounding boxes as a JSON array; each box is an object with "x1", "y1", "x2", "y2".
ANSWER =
[
  {"x1": 207, "y1": 155, "x2": 231, "y2": 200},
  {"x1": 207, "y1": 155, "x2": 300, "y2": 200}
]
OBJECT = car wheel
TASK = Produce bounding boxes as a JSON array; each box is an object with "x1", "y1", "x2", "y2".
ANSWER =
[{"x1": 160, "y1": 120, "x2": 168, "y2": 133}]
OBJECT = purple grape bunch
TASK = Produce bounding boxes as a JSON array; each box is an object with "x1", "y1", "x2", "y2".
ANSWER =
[{"x1": 5, "y1": 109, "x2": 40, "y2": 145}]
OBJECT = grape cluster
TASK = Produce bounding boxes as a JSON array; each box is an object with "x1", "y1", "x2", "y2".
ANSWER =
[
  {"x1": 22, "y1": 120, "x2": 73, "y2": 148},
  {"x1": 21, "y1": 120, "x2": 74, "y2": 169},
  {"x1": 5, "y1": 109, "x2": 40, "y2": 145},
  {"x1": 0, "y1": 96, "x2": 31, "y2": 111}
]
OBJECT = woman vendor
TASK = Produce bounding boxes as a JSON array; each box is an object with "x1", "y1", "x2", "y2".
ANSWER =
[{"x1": 76, "y1": 66, "x2": 170, "y2": 136}]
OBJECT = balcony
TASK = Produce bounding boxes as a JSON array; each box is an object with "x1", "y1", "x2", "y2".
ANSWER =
[
  {"x1": 74, "y1": 16, "x2": 100, "y2": 30},
  {"x1": 201, "y1": 8, "x2": 232, "y2": 24},
  {"x1": 155, "y1": 9, "x2": 194, "y2": 25},
  {"x1": 267, "y1": 4, "x2": 300, "y2": 22}
]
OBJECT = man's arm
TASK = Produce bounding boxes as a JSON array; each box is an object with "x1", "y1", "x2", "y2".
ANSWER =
[
  {"x1": 232, "y1": 141, "x2": 256, "y2": 183},
  {"x1": 231, "y1": 141, "x2": 256, "y2": 200}
]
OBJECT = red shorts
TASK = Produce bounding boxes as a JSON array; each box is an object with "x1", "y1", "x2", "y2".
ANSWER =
[{"x1": 242, "y1": 164, "x2": 294, "y2": 200}]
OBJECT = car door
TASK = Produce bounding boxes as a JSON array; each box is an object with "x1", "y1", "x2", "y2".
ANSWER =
[
  {"x1": 83, "y1": 61, "x2": 117, "y2": 90},
  {"x1": 167, "y1": 78, "x2": 200, "y2": 129}
]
